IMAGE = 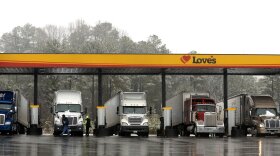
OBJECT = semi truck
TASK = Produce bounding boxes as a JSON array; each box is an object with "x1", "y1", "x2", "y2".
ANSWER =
[
  {"x1": 0, "y1": 90, "x2": 42, "y2": 135},
  {"x1": 217, "y1": 94, "x2": 280, "y2": 137},
  {"x1": 51, "y1": 90, "x2": 85, "y2": 136},
  {"x1": 95, "y1": 92, "x2": 149, "y2": 137},
  {"x1": 161, "y1": 92, "x2": 224, "y2": 137}
]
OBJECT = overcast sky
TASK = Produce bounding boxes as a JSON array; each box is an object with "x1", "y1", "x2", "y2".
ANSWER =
[{"x1": 1, "y1": 0, "x2": 280, "y2": 54}]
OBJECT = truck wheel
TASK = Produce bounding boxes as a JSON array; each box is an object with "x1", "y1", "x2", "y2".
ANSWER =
[
  {"x1": 138, "y1": 132, "x2": 149, "y2": 137},
  {"x1": 124, "y1": 132, "x2": 131, "y2": 137},
  {"x1": 165, "y1": 128, "x2": 178, "y2": 137},
  {"x1": 95, "y1": 128, "x2": 110, "y2": 137},
  {"x1": 144, "y1": 132, "x2": 149, "y2": 137},
  {"x1": 18, "y1": 125, "x2": 25, "y2": 134},
  {"x1": 157, "y1": 129, "x2": 164, "y2": 136},
  {"x1": 217, "y1": 133, "x2": 224, "y2": 138},
  {"x1": 184, "y1": 130, "x2": 190, "y2": 137},
  {"x1": 251, "y1": 127, "x2": 258, "y2": 137},
  {"x1": 119, "y1": 132, "x2": 131, "y2": 137},
  {"x1": 201, "y1": 133, "x2": 209, "y2": 137},
  {"x1": 194, "y1": 127, "x2": 200, "y2": 137},
  {"x1": 256, "y1": 133, "x2": 265, "y2": 137},
  {"x1": 231, "y1": 127, "x2": 246, "y2": 137},
  {"x1": 114, "y1": 125, "x2": 120, "y2": 135},
  {"x1": 79, "y1": 132, "x2": 84, "y2": 136},
  {"x1": 53, "y1": 131, "x2": 60, "y2": 137}
]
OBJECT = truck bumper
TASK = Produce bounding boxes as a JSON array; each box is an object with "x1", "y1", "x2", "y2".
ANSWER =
[
  {"x1": 0, "y1": 125, "x2": 12, "y2": 132},
  {"x1": 258, "y1": 127, "x2": 280, "y2": 135},
  {"x1": 120, "y1": 126, "x2": 149, "y2": 133},
  {"x1": 196, "y1": 126, "x2": 225, "y2": 134},
  {"x1": 54, "y1": 125, "x2": 83, "y2": 132}
]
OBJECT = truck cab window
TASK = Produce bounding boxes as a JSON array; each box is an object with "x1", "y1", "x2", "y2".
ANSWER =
[
  {"x1": 123, "y1": 106, "x2": 146, "y2": 114},
  {"x1": 195, "y1": 105, "x2": 216, "y2": 112},
  {"x1": 56, "y1": 104, "x2": 81, "y2": 112},
  {"x1": 256, "y1": 108, "x2": 276, "y2": 117},
  {"x1": 0, "y1": 104, "x2": 12, "y2": 110}
]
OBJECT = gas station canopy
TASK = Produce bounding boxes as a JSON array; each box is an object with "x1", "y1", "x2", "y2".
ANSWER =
[{"x1": 0, "y1": 54, "x2": 280, "y2": 75}]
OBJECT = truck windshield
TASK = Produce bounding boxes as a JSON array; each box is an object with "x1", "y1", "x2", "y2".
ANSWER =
[
  {"x1": 195, "y1": 105, "x2": 216, "y2": 112},
  {"x1": 56, "y1": 104, "x2": 81, "y2": 112},
  {"x1": 0, "y1": 104, "x2": 12, "y2": 110},
  {"x1": 123, "y1": 106, "x2": 146, "y2": 114},
  {"x1": 256, "y1": 108, "x2": 276, "y2": 117}
]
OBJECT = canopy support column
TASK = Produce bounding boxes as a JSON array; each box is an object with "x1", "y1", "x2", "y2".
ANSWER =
[
  {"x1": 161, "y1": 69, "x2": 166, "y2": 108},
  {"x1": 98, "y1": 69, "x2": 103, "y2": 106},
  {"x1": 223, "y1": 68, "x2": 228, "y2": 135}
]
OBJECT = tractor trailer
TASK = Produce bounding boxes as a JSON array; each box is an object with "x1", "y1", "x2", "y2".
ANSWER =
[
  {"x1": 0, "y1": 90, "x2": 42, "y2": 135},
  {"x1": 217, "y1": 94, "x2": 280, "y2": 137},
  {"x1": 162, "y1": 92, "x2": 224, "y2": 137},
  {"x1": 52, "y1": 90, "x2": 85, "y2": 136},
  {"x1": 96, "y1": 92, "x2": 149, "y2": 137}
]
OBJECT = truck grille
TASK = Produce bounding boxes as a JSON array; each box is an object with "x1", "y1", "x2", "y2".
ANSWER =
[
  {"x1": 204, "y1": 113, "x2": 217, "y2": 127},
  {"x1": 265, "y1": 119, "x2": 280, "y2": 128},
  {"x1": 67, "y1": 117, "x2": 78, "y2": 126},
  {"x1": 128, "y1": 117, "x2": 142, "y2": 125},
  {"x1": 0, "y1": 114, "x2": 4, "y2": 125}
]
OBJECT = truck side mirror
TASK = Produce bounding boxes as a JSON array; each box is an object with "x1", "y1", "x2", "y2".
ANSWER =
[
  {"x1": 14, "y1": 106, "x2": 17, "y2": 113},
  {"x1": 249, "y1": 110, "x2": 251, "y2": 116},
  {"x1": 149, "y1": 106, "x2": 152, "y2": 115},
  {"x1": 117, "y1": 107, "x2": 119, "y2": 115},
  {"x1": 50, "y1": 107, "x2": 53, "y2": 114}
]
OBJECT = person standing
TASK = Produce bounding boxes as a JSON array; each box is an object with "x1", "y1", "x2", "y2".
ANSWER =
[
  {"x1": 61, "y1": 114, "x2": 69, "y2": 136},
  {"x1": 85, "y1": 115, "x2": 91, "y2": 136}
]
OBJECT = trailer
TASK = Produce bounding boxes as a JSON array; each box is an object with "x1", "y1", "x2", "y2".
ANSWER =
[
  {"x1": 95, "y1": 92, "x2": 150, "y2": 137},
  {"x1": 159, "y1": 92, "x2": 224, "y2": 137},
  {"x1": 217, "y1": 94, "x2": 280, "y2": 137},
  {"x1": 0, "y1": 90, "x2": 42, "y2": 135}
]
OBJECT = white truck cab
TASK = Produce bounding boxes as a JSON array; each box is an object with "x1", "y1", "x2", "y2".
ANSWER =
[
  {"x1": 118, "y1": 92, "x2": 149, "y2": 136},
  {"x1": 52, "y1": 90, "x2": 85, "y2": 136},
  {"x1": 95, "y1": 92, "x2": 150, "y2": 137}
]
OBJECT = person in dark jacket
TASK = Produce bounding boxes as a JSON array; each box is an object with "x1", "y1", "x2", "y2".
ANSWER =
[
  {"x1": 60, "y1": 114, "x2": 70, "y2": 136},
  {"x1": 85, "y1": 115, "x2": 91, "y2": 136}
]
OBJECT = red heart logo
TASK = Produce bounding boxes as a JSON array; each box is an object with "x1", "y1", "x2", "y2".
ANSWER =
[{"x1": 181, "y1": 55, "x2": 191, "y2": 64}]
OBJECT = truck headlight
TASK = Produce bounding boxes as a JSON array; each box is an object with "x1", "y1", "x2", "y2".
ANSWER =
[
  {"x1": 143, "y1": 122, "x2": 148, "y2": 126},
  {"x1": 5, "y1": 121, "x2": 11, "y2": 125},
  {"x1": 55, "y1": 118, "x2": 61, "y2": 125},
  {"x1": 259, "y1": 123, "x2": 265, "y2": 128},
  {"x1": 78, "y1": 118, "x2": 83, "y2": 125},
  {"x1": 121, "y1": 122, "x2": 128, "y2": 126}
]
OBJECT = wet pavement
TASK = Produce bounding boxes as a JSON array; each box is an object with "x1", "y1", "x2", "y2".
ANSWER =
[{"x1": 0, "y1": 135, "x2": 280, "y2": 156}]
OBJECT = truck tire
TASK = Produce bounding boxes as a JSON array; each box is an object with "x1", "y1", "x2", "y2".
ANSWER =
[
  {"x1": 95, "y1": 128, "x2": 110, "y2": 137},
  {"x1": 78, "y1": 132, "x2": 84, "y2": 136},
  {"x1": 250, "y1": 127, "x2": 262, "y2": 137},
  {"x1": 138, "y1": 132, "x2": 149, "y2": 137},
  {"x1": 119, "y1": 132, "x2": 131, "y2": 137},
  {"x1": 197, "y1": 133, "x2": 209, "y2": 137},
  {"x1": 72, "y1": 131, "x2": 83, "y2": 137},
  {"x1": 232, "y1": 127, "x2": 246, "y2": 137},
  {"x1": 18, "y1": 124, "x2": 25, "y2": 134},
  {"x1": 216, "y1": 133, "x2": 224, "y2": 138},
  {"x1": 165, "y1": 128, "x2": 178, "y2": 137},
  {"x1": 256, "y1": 133, "x2": 265, "y2": 137},
  {"x1": 183, "y1": 130, "x2": 190, "y2": 137},
  {"x1": 53, "y1": 131, "x2": 61, "y2": 137},
  {"x1": 157, "y1": 129, "x2": 164, "y2": 136}
]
